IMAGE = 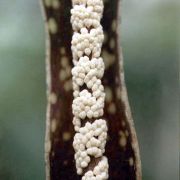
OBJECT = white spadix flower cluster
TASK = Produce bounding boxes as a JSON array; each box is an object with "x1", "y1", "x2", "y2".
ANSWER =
[{"x1": 71, "y1": 0, "x2": 109, "y2": 179}]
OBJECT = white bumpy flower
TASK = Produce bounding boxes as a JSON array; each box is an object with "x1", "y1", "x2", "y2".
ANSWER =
[
  {"x1": 71, "y1": 27, "x2": 104, "y2": 61},
  {"x1": 71, "y1": 0, "x2": 109, "y2": 179}
]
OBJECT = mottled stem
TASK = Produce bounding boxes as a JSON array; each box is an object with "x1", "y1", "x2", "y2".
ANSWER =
[{"x1": 41, "y1": 0, "x2": 142, "y2": 179}]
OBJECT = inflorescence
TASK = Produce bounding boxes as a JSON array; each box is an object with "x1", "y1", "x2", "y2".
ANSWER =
[{"x1": 71, "y1": 0, "x2": 109, "y2": 179}]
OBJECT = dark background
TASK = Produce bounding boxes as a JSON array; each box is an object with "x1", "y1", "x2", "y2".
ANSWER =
[{"x1": 0, "y1": 0, "x2": 179, "y2": 179}]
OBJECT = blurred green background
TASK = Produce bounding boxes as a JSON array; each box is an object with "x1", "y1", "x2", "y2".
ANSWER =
[{"x1": 0, "y1": 0, "x2": 179, "y2": 180}]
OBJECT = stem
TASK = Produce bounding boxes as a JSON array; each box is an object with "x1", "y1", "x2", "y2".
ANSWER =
[{"x1": 41, "y1": 0, "x2": 142, "y2": 179}]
